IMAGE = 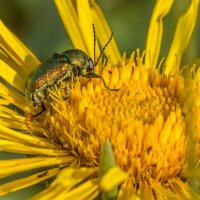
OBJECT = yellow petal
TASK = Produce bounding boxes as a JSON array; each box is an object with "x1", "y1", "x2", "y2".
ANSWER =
[
  {"x1": 0, "y1": 126, "x2": 56, "y2": 148},
  {"x1": 0, "y1": 108, "x2": 48, "y2": 134},
  {"x1": 55, "y1": 0, "x2": 121, "y2": 64},
  {"x1": 118, "y1": 188, "x2": 140, "y2": 200},
  {"x1": 150, "y1": 178, "x2": 180, "y2": 199},
  {"x1": 0, "y1": 168, "x2": 60, "y2": 197},
  {"x1": 53, "y1": 167, "x2": 98, "y2": 187},
  {"x1": 165, "y1": 0, "x2": 200, "y2": 75},
  {"x1": 100, "y1": 166, "x2": 127, "y2": 192},
  {"x1": 54, "y1": 0, "x2": 87, "y2": 52},
  {"x1": 0, "y1": 116, "x2": 27, "y2": 131},
  {"x1": 32, "y1": 179, "x2": 99, "y2": 200},
  {"x1": 172, "y1": 179, "x2": 200, "y2": 199},
  {"x1": 145, "y1": 0, "x2": 174, "y2": 69},
  {"x1": 0, "y1": 139, "x2": 68, "y2": 156},
  {"x1": 0, "y1": 156, "x2": 75, "y2": 178},
  {"x1": 53, "y1": 179, "x2": 99, "y2": 200},
  {"x1": 77, "y1": 0, "x2": 94, "y2": 58},
  {"x1": 0, "y1": 82, "x2": 26, "y2": 109},
  {"x1": 31, "y1": 168, "x2": 99, "y2": 200},
  {"x1": 0, "y1": 59, "x2": 25, "y2": 92},
  {"x1": 90, "y1": 0, "x2": 121, "y2": 64},
  {"x1": 0, "y1": 20, "x2": 40, "y2": 73}
]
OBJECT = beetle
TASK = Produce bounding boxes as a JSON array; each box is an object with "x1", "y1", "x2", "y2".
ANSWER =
[
  {"x1": 25, "y1": 27, "x2": 119, "y2": 116},
  {"x1": 26, "y1": 49, "x2": 95, "y2": 107}
]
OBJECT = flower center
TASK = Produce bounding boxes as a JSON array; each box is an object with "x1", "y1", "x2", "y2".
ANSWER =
[{"x1": 39, "y1": 63, "x2": 187, "y2": 189}]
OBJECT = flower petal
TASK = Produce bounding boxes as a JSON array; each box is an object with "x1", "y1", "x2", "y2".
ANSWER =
[
  {"x1": 0, "y1": 168, "x2": 60, "y2": 197},
  {"x1": 172, "y1": 179, "x2": 200, "y2": 199},
  {"x1": 0, "y1": 60, "x2": 25, "y2": 92},
  {"x1": 0, "y1": 126, "x2": 56, "y2": 148},
  {"x1": 54, "y1": 0, "x2": 87, "y2": 52},
  {"x1": 100, "y1": 166, "x2": 127, "y2": 192},
  {"x1": 150, "y1": 178, "x2": 180, "y2": 199},
  {"x1": 145, "y1": 0, "x2": 174, "y2": 69},
  {"x1": 0, "y1": 82, "x2": 26, "y2": 110},
  {"x1": 0, "y1": 20, "x2": 40, "y2": 73},
  {"x1": 165, "y1": 0, "x2": 200, "y2": 75},
  {"x1": 32, "y1": 167, "x2": 99, "y2": 200},
  {"x1": 90, "y1": 0, "x2": 121, "y2": 64},
  {"x1": 0, "y1": 156, "x2": 74, "y2": 178},
  {"x1": 77, "y1": 0, "x2": 94, "y2": 58},
  {"x1": 55, "y1": 0, "x2": 121, "y2": 64},
  {"x1": 0, "y1": 139, "x2": 68, "y2": 156}
]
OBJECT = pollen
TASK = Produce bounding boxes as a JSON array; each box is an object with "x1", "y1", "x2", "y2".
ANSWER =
[{"x1": 42, "y1": 54, "x2": 187, "y2": 191}]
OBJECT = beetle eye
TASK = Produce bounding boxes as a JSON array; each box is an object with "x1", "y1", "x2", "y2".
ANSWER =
[{"x1": 87, "y1": 58, "x2": 94, "y2": 72}]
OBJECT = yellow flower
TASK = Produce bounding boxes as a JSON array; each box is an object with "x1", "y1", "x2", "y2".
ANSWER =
[{"x1": 0, "y1": 0, "x2": 200, "y2": 199}]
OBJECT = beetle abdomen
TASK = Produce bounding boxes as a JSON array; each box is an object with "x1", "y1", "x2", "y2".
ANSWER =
[
  {"x1": 26, "y1": 58, "x2": 71, "y2": 92},
  {"x1": 33, "y1": 63, "x2": 70, "y2": 90}
]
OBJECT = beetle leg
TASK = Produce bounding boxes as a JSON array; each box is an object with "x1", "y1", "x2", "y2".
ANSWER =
[
  {"x1": 83, "y1": 73, "x2": 120, "y2": 91},
  {"x1": 33, "y1": 103, "x2": 46, "y2": 117}
]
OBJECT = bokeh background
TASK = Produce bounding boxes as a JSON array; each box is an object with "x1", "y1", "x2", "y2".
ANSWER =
[
  {"x1": 0, "y1": 0, "x2": 200, "y2": 199},
  {"x1": 1, "y1": 0, "x2": 200, "y2": 64}
]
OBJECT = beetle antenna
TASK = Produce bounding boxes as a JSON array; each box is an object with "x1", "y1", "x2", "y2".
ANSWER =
[
  {"x1": 95, "y1": 32, "x2": 113, "y2": 66},
  {"x1": 92, "y1": 24, "x2": 97, "y2": 64}
]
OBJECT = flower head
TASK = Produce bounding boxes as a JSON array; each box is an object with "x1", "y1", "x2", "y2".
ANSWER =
[{"x1": 0, "y1": 0, "x2": 200, "y2": 199}]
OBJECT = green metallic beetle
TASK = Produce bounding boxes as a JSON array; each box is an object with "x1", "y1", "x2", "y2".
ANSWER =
[
  {"x1": 26, "y1": 49, "x2": 95, "y2": 107},
  {"x1": 25, "y1": 29, "x2": 119, "y2": 115}
]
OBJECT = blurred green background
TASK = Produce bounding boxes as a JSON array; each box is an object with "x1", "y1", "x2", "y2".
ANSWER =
[
  {"x1": 1, "y1": 0, "x2": 200, "y2": 65},
  {"x1": 0, "y1": 0, "x2": 199, "y2": 199}
]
